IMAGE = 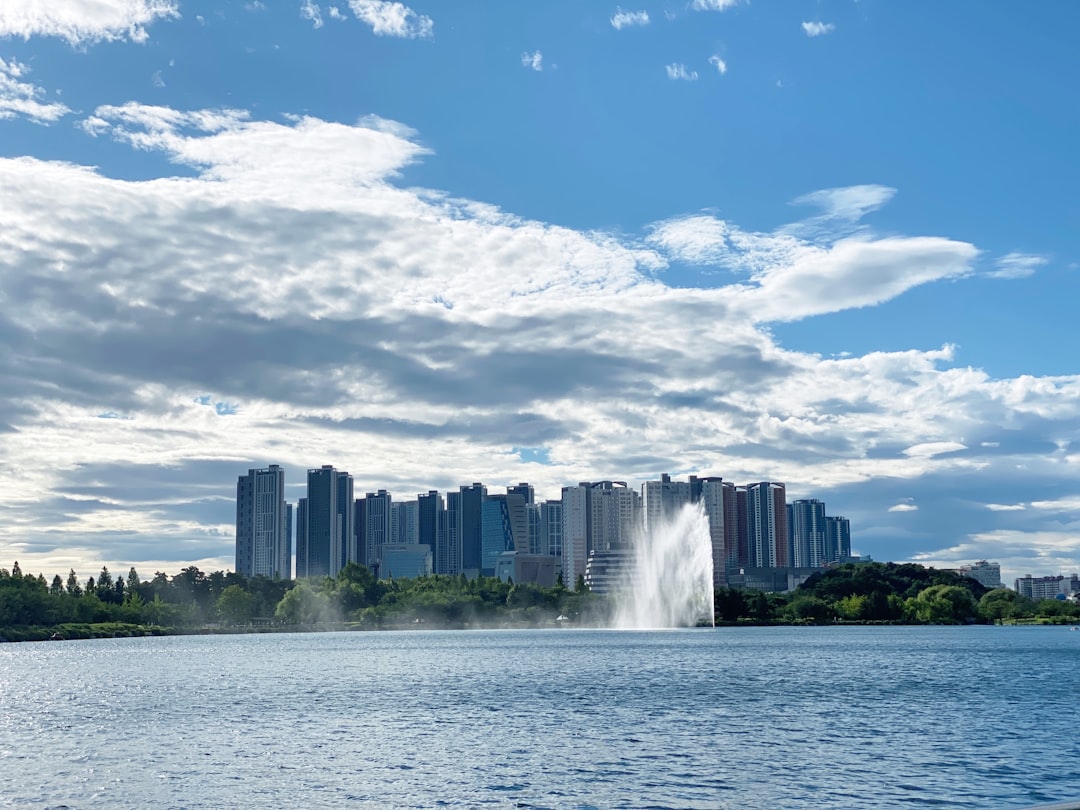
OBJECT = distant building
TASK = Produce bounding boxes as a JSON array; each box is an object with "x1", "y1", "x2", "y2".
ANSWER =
[
  {"x1": 744, "y1": 482, "x2": 789, "y2": 568},
  {"x1": 417, "y1": 491, "x2": 445, "y2": 574},
  {"x1": 584, "y1": 544, "x2": 637, "y2": 595},
  {"x1": 480, "y1": 493, "x2": 529, "y2": 575},
  {"x1": 495, "y1": 551, "x2": 557, "y2": 588},
  {"x1": 959, "y1": 560, "x2": 1003, "y2": 589},
  {"x1": 788, "y1": 499, "x2": 826, "y2": 569},
  {"x1": 727, "y1": 566, "x2": 820, "y2": 593},
  {"x1": 824, "y1": 516, "x2": 851, "y2": 563},
  {"x1": 235, "y1": 464, "x2": 290, "y2": 579},
  {"x1": 298, "y1": 466, "x2": 353, "y2": 578},
  {"x1": 1015, "y1": 574, "x2": 1069, "y2": 600},
  {"x1": 363, "y1": 489, "x2": 393, "y2": 571},
  {"x1": 459, "y1": 483, "x2": 487, "y2": 578},
  {"x1": 379, "y1": 544, "x2": 432, "y2": 580}
]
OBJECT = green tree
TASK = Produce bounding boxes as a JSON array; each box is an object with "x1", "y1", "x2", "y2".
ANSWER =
[
  {"x1": 275, "y1": 582, "x2": 334, "y2": 625},
  {"x1": 66, "y1": 569, "x2": 82, "y2": 597},
  {"x1": 978, "y1": 588, "x2": 1029, "y2": 622},
  {"x1": 913, "y1": 584, "x2": 977, "y2": 624},
  {"x1": 216, "y1": 585, "x2": 256, "y2": 626}
]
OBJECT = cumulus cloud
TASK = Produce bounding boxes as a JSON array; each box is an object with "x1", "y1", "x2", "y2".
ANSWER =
[
  {"x1": 986, "y1": 503, "x2": 1026, "y2": 511},
  {"x1": 989, "y1": 252, "x2": 1048, "y2": 280},
  {"x1": 665, "y1": 63, "x2": 698, "y2": 81},
  {"x1": 0, "y1": 56, "x2": 71, "y2": 123},
  {"x1": 611, "y1": 8, "x2": 649, "y2": 29},
  {"x1": 348, "y1": 0, "x2": 433, "y2": 39},
  {"x1": 708, "y1": 55, "x2": 727, "y2": 75},
  {"x1": 903, "y1": 442, "x2": 967, "y2": 458},
  {"x1": 521, "y1": 50, "x2": 543, "y2": 71},
  {"x1": 0, "y1": 0, "x2": 179, "y2": 46},
  {"x1": 301, "y1": 0, "x2": 324, "y2": 29},
  {"x1": 647, "y1": 201, "x2": 976, "y2": 323},
  {"x1": 2, "y1": 108, "x2": 1080, "y2": 580},
  {"x1": 802, "y1": 21, "x2": 835, "y2": 37},
  {"x1": 692, "y1": 0, "x2": 738, "y2": 10}
]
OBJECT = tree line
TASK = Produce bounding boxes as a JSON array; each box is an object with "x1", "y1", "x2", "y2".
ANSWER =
[{"x1": 1, "y1": 559, "x2": 1076, "y2": 640}]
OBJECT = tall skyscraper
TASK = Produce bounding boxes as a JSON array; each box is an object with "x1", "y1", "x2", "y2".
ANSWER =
[
  {"x1": 299, "y1": 465, "x2": 353, "y2": 578},
  {"x1": 540, "y1": 499, "x2": 563, "y2": 559},
  {"x1": 744, "y1": 482, "x2": 788, "y2": 568},
  {"x1": 480, "y1": 492, "x2": 529, "y2": 575},
  {"x1": 417, "y1": 490, "x2": 444, "y2": 573},
  {"x1": 561, "y1": 481, "x2": 638, "y2": 586},
  {"x1": 235, "y1": 464, "x2": 290, "y2": 579},
  {"x1": 363, "y1": 489, "x2": 393, "y2": 571},
  {"x1": 641, "y1": 473, "x2": 691, "y2": 535},
  {"x1": 561, "y1": 484, "x2": 588, "y2": 587},
  {"x1": 824, "y1": 515, "x2": 851, "y2": 562},
  {"x1": 693, "y1": 476, "x2": 732, "y2": 588},
  {"x1": 295, "y1": 497, "x2": 309, "y2": 577},
  {"x1": 459, "y1": 483, "x2": 487, "y2": 577},
  {"x1": 443, "y1": 490, "x2": 461, "y2": 575},
  {"x1": 789, "y1": 499, "x2": 827, "y2": 568}
]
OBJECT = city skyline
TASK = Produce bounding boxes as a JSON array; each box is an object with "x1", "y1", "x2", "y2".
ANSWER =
[{"x1": 1, "y1": 3, "x2": 1079, "y2": 587}]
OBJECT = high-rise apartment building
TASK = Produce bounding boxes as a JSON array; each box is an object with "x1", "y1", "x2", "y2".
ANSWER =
[
  {"x1": 235, "y1": 464, "x2": 291, "y2": 579},
  {"x1": 540, "y1": 500, "x2": 563, "y2": 559},
  {"x1": 298, "y1": 465, "x2": 353, "y2": 578},
  {"x1": 789, "y1": 499, "x2": 827, "y2": 569},
  {"x1": 443, "y1": 490, "x2": 461, "y2": 575},
  {"x1": 363, "y1": 489, "x2": 393, "y2": 571},
  {"x1": 642, "y1": 473, "x2": 691, "y2": 535},
  {"x1": 824, "y1": 515, "x2": 851, "y2": 563},
  {"x1": 417, "y1": 491, "x2": 444, "y2": 573},
  {"x1": 744, "y1": 482, "x2": 788, "y2": 568},
  {"x1": 459, "y1": 483, "x2": 487, "y2": 577},
  {"x1": 692, "y1": 476, "x2": 732, "y2": 588}
]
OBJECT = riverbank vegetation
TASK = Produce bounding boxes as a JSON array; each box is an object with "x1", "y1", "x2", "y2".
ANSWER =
[{"x1": 1, "y1": 560, "x2": 1076, "y2": 640}]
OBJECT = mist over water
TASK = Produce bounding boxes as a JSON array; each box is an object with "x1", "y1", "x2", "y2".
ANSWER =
[{"x1": 613, "y1": 502, "x2": 715, "y2": 629}]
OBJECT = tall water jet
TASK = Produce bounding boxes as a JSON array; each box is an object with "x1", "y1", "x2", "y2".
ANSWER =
[{"x1": 612, "y1": 502, "x2": 715, "y2": 629}]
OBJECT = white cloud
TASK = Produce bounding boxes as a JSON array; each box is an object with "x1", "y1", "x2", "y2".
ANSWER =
[
  {"x1": 151, "y1": 69, "x2": 165, "y2": 88},
  {"x1": 348, "y1": 0, "x2": 433, "y2": 39},
  {"x1": 989, "y1": 252, "x2": 1048, "y2": 280},
  {"x1": 792, "y1": 184, "x2": 896, "y2": 223},
  {"x1": 889, "y1": 502, "x2": 919, "y2": 513},
  {"x1": 691, "y1": 0, "x2": 738, "y2": 10},
  {"x1": 708, "y1": 55, "x2": 727, "y2": 75},
  {"x1": 521, "y1": 50, "x2": 543, "y2": 72},
  {"x1": 647, "y1": 203, "x2": 976, "y2": 323},
  {"x1": 802, "y1": 21, "x2": 835, "y2": 37},
  {"x1": 903, "y1": 441, "x2": 967, "y2": 458},
  {"x1": 0, "y1": 0, "x2": 179, "y2": 46},
  {"x1": 301, "y1": 0, "x2": 324, "y2": 29},
  {"x1": 3, "y1": 108, "x2": 1080, "y2": 580},
  {"x1": 665, "y1": 63, "x2": 698, "y2": 81},
  {"x1": 329, "y1": 6, "x2": 344, "y2": 20},
  {"x1": 611, "y1": 8, "x2": 649, "y2": 29},
  {"x1": 0, "y1": 56, "x2": 71, "y2": 124},
  {"x1": 986, "y1": 503, "x2": 1026, "y2": 511}
]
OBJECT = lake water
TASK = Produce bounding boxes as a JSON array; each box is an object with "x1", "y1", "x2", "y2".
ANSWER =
[{"x1": 1, "y1": 626, "x2": 1078, "y2": 809}]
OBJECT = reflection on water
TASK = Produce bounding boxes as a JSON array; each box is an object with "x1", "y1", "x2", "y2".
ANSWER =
[{"x1": 1, "y1": 626, "x2": 1079, "y2": 809}]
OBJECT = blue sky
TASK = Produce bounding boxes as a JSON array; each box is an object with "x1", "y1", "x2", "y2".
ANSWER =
[{"x1": 1, "y1": 0, "x2": 1078, "y2": 585}]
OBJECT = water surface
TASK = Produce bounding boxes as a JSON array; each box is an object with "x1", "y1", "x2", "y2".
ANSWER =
[{"x1": 1, "y1": 626, "x2": 1078, "y2": 808}]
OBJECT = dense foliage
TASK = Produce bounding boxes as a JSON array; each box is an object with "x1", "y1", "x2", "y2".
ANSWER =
[
  {"x1": 1, "y1": 559, "x2": 1076, "y2": 640},
  {"x1": 717, "y1": 562, "x2": 1080, "y2": 625}
]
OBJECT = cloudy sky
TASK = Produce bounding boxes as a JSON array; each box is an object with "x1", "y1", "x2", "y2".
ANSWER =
[{"x1": 1, "y1": 0, "x2": 1078, "y2": 586}]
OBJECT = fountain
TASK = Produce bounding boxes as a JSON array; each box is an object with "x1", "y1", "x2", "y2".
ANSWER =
[{"x1": 612, "y1": 502, "x2": 715, "y2": 629}]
